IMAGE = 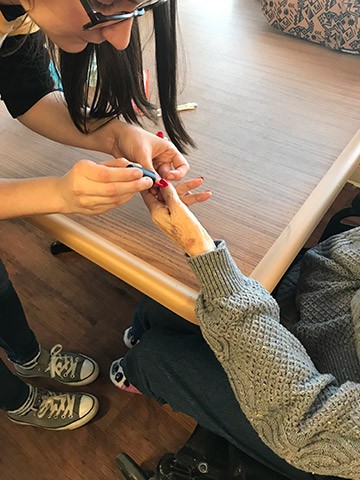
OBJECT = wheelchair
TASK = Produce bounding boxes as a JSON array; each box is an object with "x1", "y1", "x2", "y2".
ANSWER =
[
  {"x1": 116, "y1": 193, "x2": 360, "y2": 480},
  {"x1": 116, "y1": 424, "x2": 288, "y2": 480}
]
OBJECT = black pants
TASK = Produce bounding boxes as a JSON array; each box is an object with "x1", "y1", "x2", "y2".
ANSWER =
[
  {"x1": 0, "y1": 258, "x2": 39, "y2": 411},
  {"x1": 123, "y1": 297, "x2": 328, "y2": 480}
]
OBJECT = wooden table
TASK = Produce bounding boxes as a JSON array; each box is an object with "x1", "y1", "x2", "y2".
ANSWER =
[{"x1": 1, "y1": 0, "x2": 359, "y2": 323}]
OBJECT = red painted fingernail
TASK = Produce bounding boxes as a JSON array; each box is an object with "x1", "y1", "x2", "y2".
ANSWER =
[
  {"x1": 199, "y1": 176, "x2": 204, "y2": 180},
  {"x1": 156, "y1": 131, "x2": 165, "y2": 139},
  {"x1": 154, "y1": 179, "x2": 169, "y2": 188}
]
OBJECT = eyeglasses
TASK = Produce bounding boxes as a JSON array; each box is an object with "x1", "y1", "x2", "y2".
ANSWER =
[{"x1": 79, "y1": 0, "x2": 168, "y2": 31}]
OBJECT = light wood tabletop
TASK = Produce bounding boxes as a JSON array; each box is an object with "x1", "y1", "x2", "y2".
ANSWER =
[{"x1": 1, "y1": 0, "x2": 359, "y2": 322}]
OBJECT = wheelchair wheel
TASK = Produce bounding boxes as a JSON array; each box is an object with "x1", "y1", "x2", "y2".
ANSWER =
[{"x1": 116, "y1": 453, "x2": 149, "y2": 480}]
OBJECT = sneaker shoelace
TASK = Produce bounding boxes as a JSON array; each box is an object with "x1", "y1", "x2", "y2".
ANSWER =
[
  {"x1": 37, "y1": 393, "x2": 76, "y2": 419},
  {"x1": 45, "y1": 344, "x2": 79, "y2": 380},
  {"x1": 15, "y1": 388, "x2": 76, "y2": 420}
]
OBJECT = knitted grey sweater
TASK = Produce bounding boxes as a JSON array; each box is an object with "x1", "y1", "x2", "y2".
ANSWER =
[{"x1": 186, "y1": 227, "x2": 360, "y2": 479}]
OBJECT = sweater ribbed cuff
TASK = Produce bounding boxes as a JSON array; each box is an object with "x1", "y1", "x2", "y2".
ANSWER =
[{"x1": 186, "y1": 240, "x2": 247, "y2": 299}]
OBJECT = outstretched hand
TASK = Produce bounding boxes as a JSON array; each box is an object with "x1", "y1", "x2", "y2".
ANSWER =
[{"x1": 142, "y1": 178, "x2": 215, "y2": 257}]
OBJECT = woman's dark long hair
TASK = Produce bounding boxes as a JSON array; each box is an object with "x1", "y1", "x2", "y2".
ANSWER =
[{"x1": 49, "y1": 0, "x2": 195, "y2": 153}]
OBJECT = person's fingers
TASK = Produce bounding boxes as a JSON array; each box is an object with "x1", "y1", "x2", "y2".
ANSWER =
[
  {"x1": 154, "y1": 149, "x2": 190, "y2": 181},
  {"x1": 181, "y1": 190, "x2": 212, "y2": 207},
  {"x1": 70, "y1": 159, "x2": 155, "y2": 196},
  {"x1": 141, "y1": 189, "x2": 166, "y2": 215},
  {"x1": 68, "y1": 177, "x2": 152, "y2": 200},
  {"x1": 175, "y1": 177, "x2": 204, "y2": 197},
  {"x1": 155, "y1": 163, "x2": 171, "y2": 180},
  {"x1": 76, "y1": 160, "x2": 145, "y2": 183},
  {"x1": 149, "y1": 185, "x2": 161, "y2": 196},
  {"x1": 100, "y1": 158, "x2": 130, "y2": 168},
  {"x1": 158, "y1": 182, "x2": 182, "y2": 210},
  {"x1": 141, "y1": 189, "x2": 155, "y2": 209},
  {"x1": 129, "y1": 145, "x2": 154, "y2": 173},
  {"x1": 165, "y1": 150, "x2": 190, "y2": 181},
  {"x1": 103, "y1": 159, "x2": 163, "y2": 187},
  {"x1": 163, "y1": 164, "x2": 189, "y2": 181}
]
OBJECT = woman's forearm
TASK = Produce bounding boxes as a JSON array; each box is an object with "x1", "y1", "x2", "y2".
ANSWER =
[
  {"x1": 18, "y1": 91, "x2": 116, "y2": 155},
  {"x1": 0, "y1": 177, "x2": 64, "y2": 220}
]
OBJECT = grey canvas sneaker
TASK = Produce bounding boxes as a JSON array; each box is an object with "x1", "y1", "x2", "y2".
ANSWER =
[
  {"x1": 13, "y1": 345, "x2": 99, "y2": 386},
  {"x1": 7, "y1": 385, "x2": 99, "y2": 430}
]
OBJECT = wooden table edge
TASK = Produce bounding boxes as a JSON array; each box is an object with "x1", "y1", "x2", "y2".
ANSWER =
[
  {"x1": 27, "y1": 129, "x2": 360, "y2": 323},
  {"x1": 27, "y1": 214, "x2": 199, "y2": 324},
  {"x1": 252, "y1": 128, "x2": 360, "y2": 290}
]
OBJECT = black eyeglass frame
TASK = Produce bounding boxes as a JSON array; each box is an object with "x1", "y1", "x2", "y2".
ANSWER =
[{"x1": 79, "y1": 0, "x2": 168, "y2": 30}]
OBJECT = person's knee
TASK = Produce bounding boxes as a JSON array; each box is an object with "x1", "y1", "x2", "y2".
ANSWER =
[
  {"x1": 136, "y1": 296, "x2": 200, "y2": 336},
  {"x1": 137, "y1": 296, "x2": 164, "y2": 321},
  {"x1": 134, "y1": 297, "x2": 173, "y2": 334},
  {"x1": 0, "y1": 260, "x2": 11, "y2": 296},
  {"x1": 122, "y1": 329, "x2": 173, "y2": 403},
  {"x1": 137, "y1": 296, "x2": 155, "y2": 312},
  {"x1": 124, "y1": 328, "x2": 166, "y2": 378}
]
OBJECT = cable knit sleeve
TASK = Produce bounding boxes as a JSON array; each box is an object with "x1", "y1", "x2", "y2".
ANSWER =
[
  {"x1": 261, "y1": 0, "x2": 359, "y2": 54},
  {"x1": 187, "y1": 240, "x2": 360, "y2": 478}
]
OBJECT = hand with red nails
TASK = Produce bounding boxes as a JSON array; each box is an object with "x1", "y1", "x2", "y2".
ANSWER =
[{"x1": 142, "y1": 178, "x2": 214, "y2": 257}]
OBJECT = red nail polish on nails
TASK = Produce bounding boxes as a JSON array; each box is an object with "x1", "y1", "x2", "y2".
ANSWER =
[
  {"x1": 156, "y1": 131, "x2": 165, "y2": 139},
  {"x1": 154, "y1": 179, "x2": 169, "y2": 188}
]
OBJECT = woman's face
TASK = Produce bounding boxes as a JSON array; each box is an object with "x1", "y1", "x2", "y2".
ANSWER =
[{"x1": 20, "y1": 0, "x2": 137, "y2": 53}]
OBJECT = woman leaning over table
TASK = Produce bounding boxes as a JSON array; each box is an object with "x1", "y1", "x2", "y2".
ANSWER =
[{"x1": 0, "y1": 0, "x2": 196, "y2": 431}]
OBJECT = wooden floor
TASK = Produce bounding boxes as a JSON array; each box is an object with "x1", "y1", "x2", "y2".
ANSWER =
[
  {"x1": 0, "y1": 220, "x2": 195, "y2": 480},
  {"x1": 0, "y1": 182, "x2": 359, "y2": 480}
]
